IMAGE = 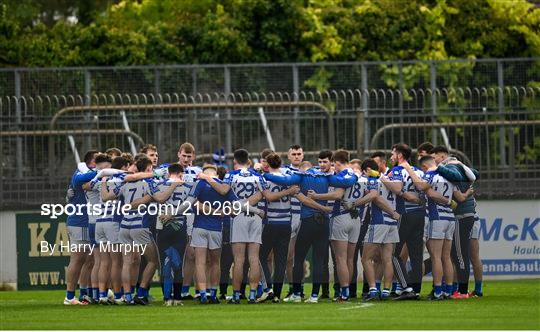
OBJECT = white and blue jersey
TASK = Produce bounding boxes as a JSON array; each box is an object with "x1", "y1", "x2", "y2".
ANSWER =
[
  {"x1": 224, "y1": 168, "x2": 268, "y2": 200},
  {"x1": 281, "y1": 165, "x2": 301, "y2": 219},
  {"x1": 183, "y1": 165, "x2": 202, "y2": 184},
  {"x1": 423, "y1": 171, "x2": 456, "y2": 222},
  {"x1": 150, "y1": 178, "x2": 193, "y2": 226},
  {"x1": 332, "y1": 171, "x2": 369, "y2": 219},
  {"x1": 264, "y1": 168, "x2": 357, "y2": 219},
  {"x1": 369, "y1": 177, "x2": 398, "y2": 225},
  {"x1": 189, "y1": 178, "x2": 237, "y2": 232},
  {"x1": 117, "y1": 179, "x2": 151, "y2": 229},
  {"x1": 265, "y1": 171, "x2": 292, "y2": 225},
  {"x1": 390, "y1": 166, "x2": 425, "y2": 214},
  {"x1": 66, "y1": 168, "x2": 97, "y2": 227}
]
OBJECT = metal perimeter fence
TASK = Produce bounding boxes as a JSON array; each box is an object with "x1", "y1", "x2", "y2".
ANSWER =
[{"x1": 1, "y1": 58, "x2": 539, "y2": 209}]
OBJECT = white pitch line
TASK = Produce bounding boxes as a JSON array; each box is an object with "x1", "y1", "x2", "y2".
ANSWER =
[{"x1": 338, "y1": 303, "x2": 374, "y2": 310}]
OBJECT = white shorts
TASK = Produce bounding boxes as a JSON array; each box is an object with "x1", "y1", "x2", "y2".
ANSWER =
[
  {"x1": 230, "y1": 214, "x2": 263, "y2": 244},
  {"x1": 67, "y1": 225, "x2": 90, "y2": 245},
  {"x1": 95, "y1": 222, "x2": 120, "y2": 244},
  {"x1": 190, "y1": 227, "x2": 222, "y2": 250},
  {"x1": 290, "y1": 213, "x2": 301, "y2": 238},
  {"x1": 470, "y1": 217, "x2": 480, "y2": 240},
  {"x1": 118, "y1": 227, "x2": 153, "y2": 245},
  {"x1": 364, "y1": 224, "x2": 399, "y2": 244},
  {"x1": 424, "y1": 219, "x2": 455, "y2": 240},
  {"x1": 330, "y1": 213, "x2": 361, "y2": 243}
]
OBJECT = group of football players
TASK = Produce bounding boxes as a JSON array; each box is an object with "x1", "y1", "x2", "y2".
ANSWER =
[{"x1": 63, "y1": 141, "x2": 484, "y2": 306}]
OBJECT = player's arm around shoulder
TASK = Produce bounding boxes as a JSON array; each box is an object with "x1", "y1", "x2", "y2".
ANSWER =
[{"x1": 198, "y1": 171, "x2": 231, "y2": 195}]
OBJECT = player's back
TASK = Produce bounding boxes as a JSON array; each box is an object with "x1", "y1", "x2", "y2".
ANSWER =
[
  {"x1": 67, "y1": 169, "x2": 95, "y2": 226},
  {"x1": 369, "y1": 176, "x2": 397, "y2": 225},
  {"x1": 333, "y1": 172, "x2": 369, "y2": 218},
  {"x1": 183, "y1": 165, "x2": 202, "y2": 184},
  {"x1": 118, "y1": 179, "x2": 150, "y2": 228},
  {"x1": 393, "y1": 166, "x2": 426, "y2": 214},
  {"x1": 190, "y1": 178, "x2": 235, "y2": 231},
  {"x1": 265, "y1": 171, "x2": 292, "y2": 224},
  {"x1": 225, "y1": 168, "x2": 266, "y2": 200},
  {"x1": 424, "y1": 171, "x2": 455, "y2": 221},
  {"x1": 155, "y1": 178, "x2": 193, "y2": 225}
]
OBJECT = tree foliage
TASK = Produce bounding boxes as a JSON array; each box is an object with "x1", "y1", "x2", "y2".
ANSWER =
[{"x1": 1, "y1": 0, "x2": 539, "y2": 67}]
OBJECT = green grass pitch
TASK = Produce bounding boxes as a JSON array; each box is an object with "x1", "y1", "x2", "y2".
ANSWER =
[{"x1": 1, "y1": 280, "x2": 539, "y2": 330}]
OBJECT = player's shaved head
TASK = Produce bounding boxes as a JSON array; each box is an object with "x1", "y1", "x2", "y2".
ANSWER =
[
  {"x1": 233, "y1": 149, "x2": 250, "y2": 166},
  {"x1": 94, "y1": 153, "x2": 112, "y2": 165},
  {"x1": 168, "y1": 163, "x2": 184, "y2": 175},
  {"x1": 419, "y1": 155, "x2": 436, "y2": 168}
]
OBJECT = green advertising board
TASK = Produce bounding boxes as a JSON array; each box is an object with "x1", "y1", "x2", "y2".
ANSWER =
[{"x1": 16, "y1": 213, "x2": 70, "y2": 290}]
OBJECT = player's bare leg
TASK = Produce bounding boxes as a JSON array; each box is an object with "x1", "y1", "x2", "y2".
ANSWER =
[
  {"x1": 427, "y1": 239, "x2": 444, "y2": 299},
  {"x1": 194, "y1": 247, "x2": 208, "y2": 303},
  {"x1": 332, "y1": 240, "x2": 349, "y2": 300},
  {"x1": 98, "y1": 248, "x2": 110, "y2": 303},
  {"x1": 78, "y1": 253, "x2": 94, "y2": 302},
  {"x1": 231, "y1": 243, "x2": 247, "y2": 303},
  {"x1": 121, "y1": 249, "x2": 134, "y2": 303},
  {"x1": 65, "y1": 250, "x2": 88, "y2": 305},
  {"x1": 381, "y1": 243, "x2": 395, "y2": 299},
  {"x1": 182, "y1": 240, "x2": 196, "y2": 298},
  {"x1": 90, "y1": 247, "x2": 101, "y2": 302},
  {"x1": 361, "y1": 244, "x2": 381, "y2": 301},
  {"x1": 208, "y1": 248, "x2": 222, "y2": 303},
  {"x1": 247, "y1": 242, "x2": 261, "y2": 302},
  {"x1": 442, "y1": 239, "x2": 454, "y2": 297},
  {"x1": 110, "y1": 248, "x2": 123, "y2": 296}
]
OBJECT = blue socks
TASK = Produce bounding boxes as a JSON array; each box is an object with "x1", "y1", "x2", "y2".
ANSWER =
[
  {"x1": 137, "y1": 287, "x2": 148, "y2": 298},
  {"x1": 375, "y1": 281, "x2": 381, "y2": 292},
  {"x1": 200, "y1": 290, "x2": 208, "y2": 302},
  {"x1": 125, "y1": 293, "x2": 133, "y2": 303},
  {"x1": 369, "y1": 287, "x2": 379, "y2": 298},
  {"x1": 434, "y1": 285, "x2": 443, "y2": 297},
  {"x1": 475, "y1": 281, "x2": 483, "y2": 294},
  {"x1": 341, "y1": 286, "x2": 350, "y2": 299},
  {"x1": 249, "y1": 289, "x2": 256, "y2": 301},
  {"x1": 233, "y1": 290, "x2": 241, "y2": 301},
  {"x1": 99, "y1": 291, "x2": 107, "y2": 299},
  {"x1": 79, "y1": 287, "x2": 88, "y2": 300},
  {"x1": 114, "y1": 291, "x2": 123, "y2": 300},
  {"x1": 92, "y1": 288, "x2": 99, "y2": 300},
  {"x1": 66, "y1": 290, "x2": 75, "y2": 300}
]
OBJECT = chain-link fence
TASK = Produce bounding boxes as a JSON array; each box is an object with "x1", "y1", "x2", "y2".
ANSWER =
[{"x1": 1, "y1": 58, "x2": 539, "y2": 209}]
